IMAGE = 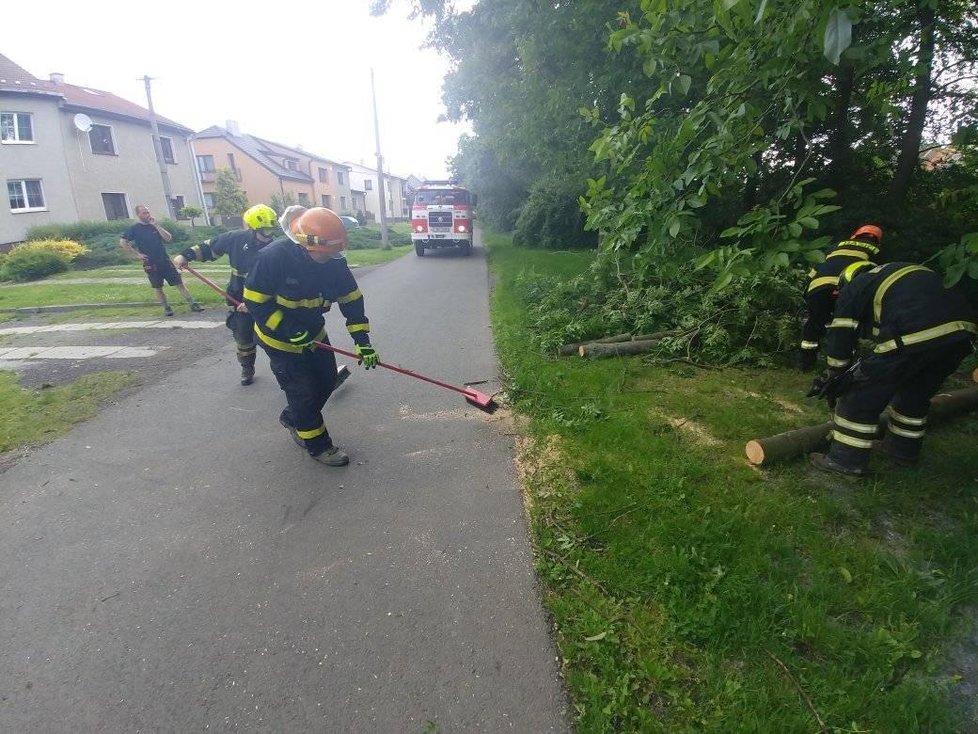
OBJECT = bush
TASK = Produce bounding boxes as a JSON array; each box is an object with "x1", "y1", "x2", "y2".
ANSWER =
[
  {"x1": 512, "y1": 174, "x2": 598, "y2": 250},
  {"x1": 0, "y1": 238, "x2": 88, "y2": 282},
  {"x1": 346, "y1": 226, "x2": 410, "y2": 250}
]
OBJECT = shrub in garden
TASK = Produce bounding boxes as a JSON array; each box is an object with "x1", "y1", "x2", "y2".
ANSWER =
[{"x1": 1, "y1": 239, "x2": 88, "y2": 282}]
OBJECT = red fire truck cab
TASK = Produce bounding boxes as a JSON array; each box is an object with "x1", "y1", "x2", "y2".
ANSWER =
[{"x1": 410, "y1": 181, "x2": 475, "y2": 257}]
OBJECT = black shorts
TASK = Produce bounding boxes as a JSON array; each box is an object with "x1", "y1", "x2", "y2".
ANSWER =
[{"x1": 145, "y1": 259, "x2": 182, "y2": 288}]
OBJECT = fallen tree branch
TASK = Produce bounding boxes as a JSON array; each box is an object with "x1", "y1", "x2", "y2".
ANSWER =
[
  {"x1": 558, "y1": 330, "x2": 678, "y2": 356},
  {"x1": 579, "y1": 339, "x2": 662, "y2": 359}
]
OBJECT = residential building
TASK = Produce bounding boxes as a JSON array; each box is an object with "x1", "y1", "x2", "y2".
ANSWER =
[
  {"x1": 1, "y1": 53, "x2": 205, "y2": 246},
  {"x1": 193, "y1": 122, "x2": 353, "y2": 224},
  {"x1": 345, "y1": 161, "x2": 410, "y2": 222}
]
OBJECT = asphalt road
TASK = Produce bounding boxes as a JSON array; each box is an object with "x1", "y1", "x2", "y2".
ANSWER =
[{"x1": 0, "y1": 235, "x2": 571, "y2": 732}]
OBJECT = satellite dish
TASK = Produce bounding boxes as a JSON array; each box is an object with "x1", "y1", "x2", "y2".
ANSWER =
[{"x1": 73, "y1": 113, "x2": 93, "y2": 132}]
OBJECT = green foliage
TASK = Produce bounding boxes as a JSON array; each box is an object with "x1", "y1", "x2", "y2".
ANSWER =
[
  {"x1": 519, "y1": 253, "x2": 803, "y2": 366},
  {"x1": 346, "y1": 226, "x2": 410, "y2": 250},
  {"x1": 934, "y1": 232, "x2": 978, "y2": 287},
  {"x1": 214, "y1": 167, "x2": 248, "y2": 219},
  {"x1": 1, "y1": 246, "x2": 70, "y2": 282},
  {"x1": 512, "y1": 174, "x2": 598, "y2": 250},
  {"x1": 269, "y1": 192, "x2": 297, "y2": 214},
  {"x1": 179, "y1": 205, "x2": 204, "y2": 227}
]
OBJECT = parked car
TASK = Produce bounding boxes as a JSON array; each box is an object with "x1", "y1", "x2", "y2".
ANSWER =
[{"x1": 339, "y1": 215, "x2": 360, "y2": 230}]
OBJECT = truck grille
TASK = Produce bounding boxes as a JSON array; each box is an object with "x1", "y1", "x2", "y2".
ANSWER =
[{"x1": 428, "y1": 211, "x2": 453, "y2": 228}]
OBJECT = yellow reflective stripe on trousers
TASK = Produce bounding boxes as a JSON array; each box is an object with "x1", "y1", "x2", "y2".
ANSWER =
[
  {"x1": 348, "y1": 323, "x2": 370, "y2": 334},
  {"x1": 873, "y1": 266, "x2": 928, "y2": 325},
  {"x1": 828, "y1": 318, "x2": 859, "y2": 329},
  {"x1": 800, "y1": 341, "x2": 819, "y2": 350},
  {"x1": 230, "y1": 267, "x2": 246, "y2": 277},
  {"x1": 826, "y1": 356, "x2": 851, "y2": 368},
  {"x1": 889, "y1": 408, "x2": 926, "y2": 426},
  {"x1": 243, "y1": 287, "x2": 272, "y2": 303},
  {"x1": 831, "y1": 430, "x2": 874, "y2": 449},
  {"x1": 875, "y1": 320, "x2": 978, "y2": 353},
  {"x1": 297, "y1": 424, "x2": 326, "y2": 440},
  {"x1": 834, "y1": 414, "x2": 878, "y2": 434},
  {"x1": 888, "y1": 423, "x2": 926, "y2": 439}
]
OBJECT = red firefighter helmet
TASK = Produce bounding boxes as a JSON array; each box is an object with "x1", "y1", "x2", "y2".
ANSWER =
[
  {"x1": 850, "y1": 225, "x2": 883, "y2": 244},
  {"x1": 289, "y1": 207, "x2": 348, "y2": 256}
]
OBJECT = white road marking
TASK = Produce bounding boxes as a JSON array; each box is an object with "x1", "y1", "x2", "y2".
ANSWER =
[
  {"x1": 0, "y1": 320, "x2": 222, "y2": 335},
  {"x1": 0, "y1": 345, "x2": 166, "y2": 360}
]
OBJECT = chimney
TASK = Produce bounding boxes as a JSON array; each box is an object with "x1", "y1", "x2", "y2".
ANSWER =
[
  {"x1": 226, "y1": 119, "x2": 241, "y2": 136},
  {"x1": 49, "y1": 72, "x2": 64, "y2": 84}
]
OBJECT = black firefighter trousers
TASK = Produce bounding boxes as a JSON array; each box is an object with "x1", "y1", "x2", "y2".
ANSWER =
[
  {"x1": 262, "y1": 341, "x2": 339, "y2": 456},
  {"x1": 827, "y1": 340, "x2": 974, "y2": 470}
]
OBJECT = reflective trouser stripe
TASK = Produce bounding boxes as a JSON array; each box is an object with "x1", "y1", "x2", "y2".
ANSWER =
[
  {"x1": 800, "y1": 341, "x2": 819, "y2": 350},
  {"x1": 834, "y1": 414, "x2": 878, "y2": 434},
  {"x1": 889, "y1": 408, "x2": 926, "y2": 426},
  {"x1": 888, "y1": 424, "x2": 926, "y2": 440},
  {"x1": 831, "y1": 430, "x2": 874, "y2": 449},
  {"x1": 297, "y1": 424, "x2": 327, "y2": 440},
  {"x1": 826, "y1": 356, "x2": 851, "y2": 368}
]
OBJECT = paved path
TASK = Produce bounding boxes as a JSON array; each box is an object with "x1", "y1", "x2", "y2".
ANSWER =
[{"x1": 0, "y1": 236, "x2": 571, "y2": 732}]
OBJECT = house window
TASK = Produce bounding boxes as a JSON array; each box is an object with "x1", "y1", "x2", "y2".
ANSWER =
[
  {"x1": 297, "y1": 192, "x2": 310, "y2": 206},
  {"x1": 365, "y1": 179, "x2": 373, "y2": 191},
  {"x1": 0, "y1": 112, "x2": 33, "y2": 143},
  {"x1": 197, "y1": 155, "x2": 216, "y2": 172},
  {"x1": 284, "y1": 159, "x2": 298, "y2": 171},
  {"x1": 337, "y1": 171, "x2": 345, "y2": 185},
  {"x1": 340, "y1": 196, "x2": 347, "y2": 210},
  {"x1": 101, "y1": 193, "x2": 128, "y2": 220},
  {"x1": 8, "y1": 179, "x2": 46, "y2": 212},
  {"x1": 172, "y1": 195, "x2": 185, "y2": 216},
  {"x1": 321, "y1": 194, "x2": 332, "y2": 208},
  {"x1": 318, "y1": 167, "x2": 329, "y2": 183},
  {"x1": 159, "y1": 136, "x2": 175, "y2": 164},
  {"x1": 227, "y1": 153, "x2": 237, "y2": 169},
  {"x1": 203, "y1": 192, "x2": 215, "y2": 209},
  {"x1": 89, "y1": 124, "x2": 115, "y2": 155}
]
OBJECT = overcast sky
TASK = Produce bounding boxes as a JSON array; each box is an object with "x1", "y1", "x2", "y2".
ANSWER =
[{"x1": 3, "y1": 1, "x2": 470, "y2": 179}]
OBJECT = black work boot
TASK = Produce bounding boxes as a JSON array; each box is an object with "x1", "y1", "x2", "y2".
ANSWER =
[
  {"x1": 310, "y1": 445, "x2": 350, "y2": 466},
  {"x1": 809, "y1": 452, "x2": 872, "y2": 479},
  {"x1": 879, "y1": 434, "x2": 920, "y2": 467},
  {"x1": 239, "y1": 354, "x2": 256, "y2": 386},
  {"x1": 279, "y1": 415, "x2": 305, "y2": 449}
]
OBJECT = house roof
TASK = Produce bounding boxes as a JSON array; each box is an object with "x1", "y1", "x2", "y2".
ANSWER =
[
  {"x1": 195, "y1": 125, "x2": 312, "y2": 183},
  {"x1": 253, "y1": 136, "x2": 350, "y2": 169},
  {"x1": 0, "y1": 53, "x2": 192, "y2": 134}
]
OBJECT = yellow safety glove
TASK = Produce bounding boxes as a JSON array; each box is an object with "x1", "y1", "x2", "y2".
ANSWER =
[{"x1": 355, "y1": 344, "x2": 379, "y2": 369}]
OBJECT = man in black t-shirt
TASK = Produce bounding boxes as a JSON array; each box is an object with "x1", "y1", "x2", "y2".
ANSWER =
[{"x1": 120, "y1": 205, "x2": 203, "y2": 317}]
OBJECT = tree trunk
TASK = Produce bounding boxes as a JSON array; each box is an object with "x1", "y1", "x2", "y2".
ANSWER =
[
  {"x1": 889, "y1": 6, "x2": 936, "y2": 206},
  {"x1": 827, "y1": 64, "x2": 855, "y2": 193},
  {"x1": 579, "y1": 339, "x2": 662, "y2": 359},
  {"x1": 558, "y1": 330, "x2": 677, "y2": 356},
  {"x1": 745, "y1": 386, "x2": 978, "y2": 465}
]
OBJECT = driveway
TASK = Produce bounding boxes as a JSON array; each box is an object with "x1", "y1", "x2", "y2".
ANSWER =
[{"x1": 0, "y1": 236, "x2": 571, "y2": 732}]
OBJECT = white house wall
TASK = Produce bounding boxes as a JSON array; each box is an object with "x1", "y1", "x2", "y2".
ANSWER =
[{"x1": 0, "y1": 94, "x2": 77, "y2": 245}]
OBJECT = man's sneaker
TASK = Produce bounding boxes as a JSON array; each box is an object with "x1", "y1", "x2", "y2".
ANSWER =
[
  {"x1": 190, "y1": 302, "x2": 205, "y2": 312},
  {"x1": 279, "y1": 417, "x2": 305, "y2": 449},
  {"x1": 809, "y1": 452, "x2": 872, "y2": 479},
  {"x1": 310, "y1": 445, "x2": 350, "y2": 466},
  {"x1": 163, "y1": 306, "x2": 174, "y2": 317}
]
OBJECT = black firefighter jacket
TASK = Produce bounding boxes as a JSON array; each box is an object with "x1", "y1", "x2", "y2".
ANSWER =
[
  {"x1": 180, "y1": 229, "x2": 269, "y2": 305},
  {"x1": 242, "y1": 237, "x2": 371, "y2": 354},
  {"x1": 824, "y1": 262, "x2": 977, "y2": 370}
]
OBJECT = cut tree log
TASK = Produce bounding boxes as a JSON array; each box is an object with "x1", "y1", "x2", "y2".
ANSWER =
[
  {"x1": 579, "y1": 339, "x2": 661, "y2": 359},
  {"x1": 744, "y1": 385, "x2": 978, "y2": 466},
  {"x1": 558, "y1": 330, "x2": 678, "y2": 356},
  {"x1": 973, "y1": 367, "x2": 978, "y2": 383}
]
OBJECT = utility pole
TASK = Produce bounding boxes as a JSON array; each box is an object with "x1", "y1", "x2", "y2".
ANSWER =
[
  {"x1": 371, "y1": 68, "x2": 390, "y2": 250},
  {"x1": 142, "y1": 75, "x2": 176, "y2": 219}
]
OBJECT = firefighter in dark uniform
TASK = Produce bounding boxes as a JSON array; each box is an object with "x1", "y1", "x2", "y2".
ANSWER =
[
  {"x1": 809, "y1": 260, "x2": 977, "y2": 477},
  {"x1": 173, "y1": 203, "x2": 278, "y2": 385},
  {"x1": 243, "y1": 206, "x2": 379, "y2": 467},
  {"x1": 796, "y1": 225, "x2": 883, "y2": 370}
]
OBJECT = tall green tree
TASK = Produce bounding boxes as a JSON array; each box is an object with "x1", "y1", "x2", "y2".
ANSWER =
[{"x1": 214, "y1": 168, "x2": 248, "y2": 222}]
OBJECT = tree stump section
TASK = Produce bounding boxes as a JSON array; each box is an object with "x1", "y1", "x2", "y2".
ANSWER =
[
  {"x1": 579, "y1": 339, "x2": 661, "y2": 359},
  {"x1": 745, "y1": 386, "x2": 978, "y2": 465}
]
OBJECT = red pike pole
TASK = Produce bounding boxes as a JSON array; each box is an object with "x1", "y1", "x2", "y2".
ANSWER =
[{"x1": 181, "y1": 264, "x2": 498, "y2": 414}]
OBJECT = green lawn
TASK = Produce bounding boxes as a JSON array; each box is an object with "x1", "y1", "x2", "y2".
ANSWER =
[{"x1": 487, "y1": 232, "x2": 978, "y2": 731}]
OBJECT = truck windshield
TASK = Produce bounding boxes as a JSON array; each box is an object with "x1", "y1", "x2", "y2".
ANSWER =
[{"x1": 414, "y1": 189, "x2": 470, "y2": 206}]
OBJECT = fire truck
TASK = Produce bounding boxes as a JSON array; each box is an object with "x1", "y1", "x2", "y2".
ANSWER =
[{"x1": 410, "y1": 181, "x2": 475, "y2": 256}]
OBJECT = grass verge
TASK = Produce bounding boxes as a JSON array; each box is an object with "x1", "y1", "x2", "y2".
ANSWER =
[
  {"x1": 0, "y1": 370, "x2": 140, "y2": 454},
  {"x1": 487, "y1": 231, "x2": 978, "y2": 731}
]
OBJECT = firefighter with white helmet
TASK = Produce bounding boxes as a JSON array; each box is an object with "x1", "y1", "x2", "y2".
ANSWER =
[
  {"x1": 173, "y1": 203, "x2": 279, "y2": 385},
  {"x1": 243, "y1": 207, "x2": 379, "y2": 466}
]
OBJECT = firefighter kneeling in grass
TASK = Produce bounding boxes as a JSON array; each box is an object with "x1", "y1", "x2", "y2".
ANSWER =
[
  {"x1": 808, "y1": 260, "x2": 977, "y2": 478},
  {"x1": 244, "y1": 206, "x2": 379, "y2": 467},
  {"x1": 173, "y1": 203, "x2": 278, "y2": 385}
]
